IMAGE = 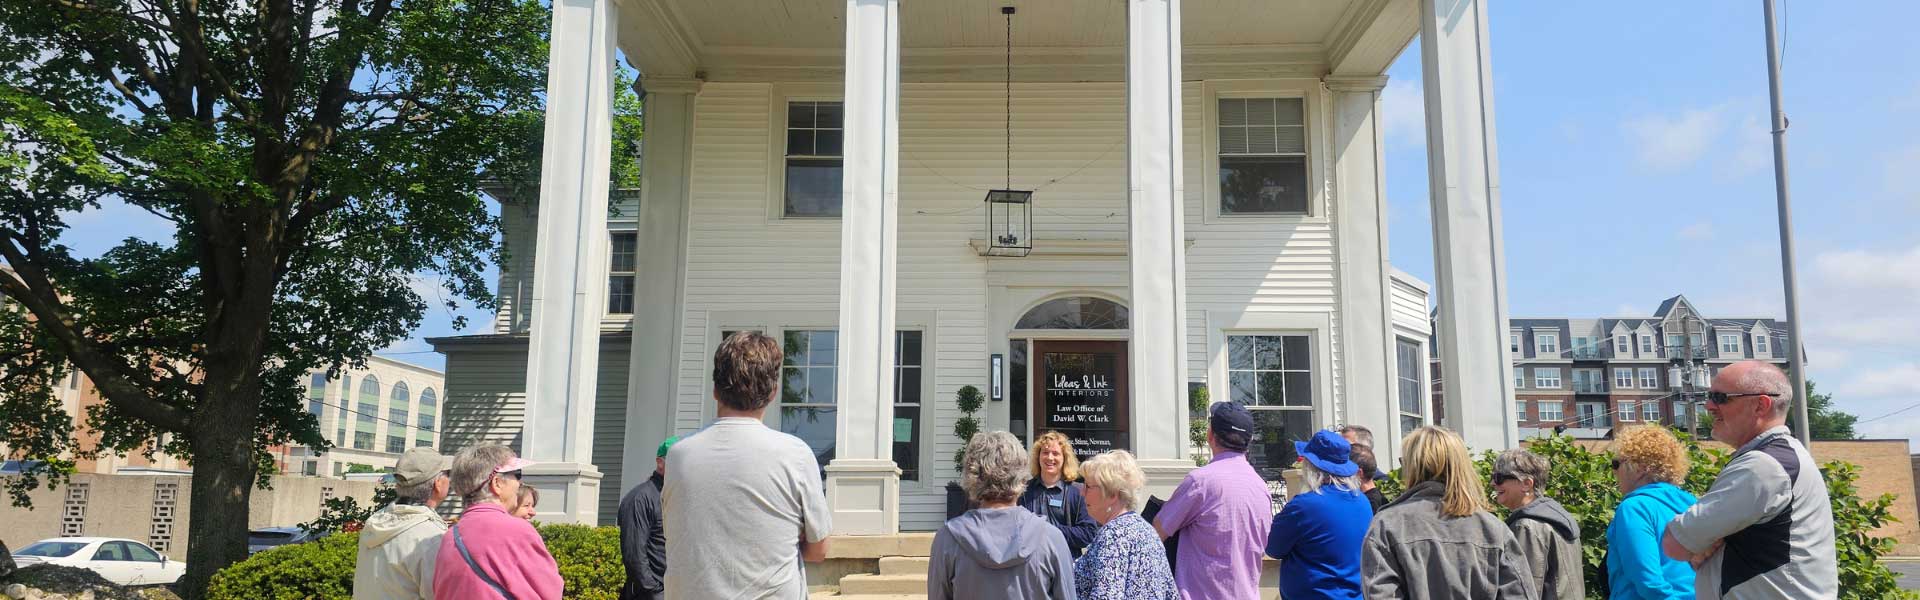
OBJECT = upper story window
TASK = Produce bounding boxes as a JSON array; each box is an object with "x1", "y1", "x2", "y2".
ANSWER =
[
  {"x1": 1535, "y1": 332, "x2": 1559, "y2": 355},
  {"x1": 1639, "y1": 368, "x2": 1659, "y2": 389},
  {"x1": 1718, "y1": 334, "x2": 1741, "y2": 354},
  {"x1": 784, "y1": 101, "x2": 844, "y2": 218},
  {"x1": 1396, "y1": 338, "x2": 1425, "y2": 434},
  {"x1": 1509, "y1": 333, "x2": 1521, "y2": 353},
  {"x1": 1639, "y1": 335, "x2": 1654, "y2": 354},
  {"x1": 1513, "y1": 367, "x2": 1525, "y2": 389},
  {"x1": 357, "y1": 376, "x2": 380, "y2": 427},
  {"x1": 417, "y1": 388, "x2": 437, "y2": 435},
  {"x1": 308, "y1": 372, "x2": 328, "y2": 417},
  {"x1": 1217, "y1": 98, "x2": 1308, "y2": 215},
  {"x1": 1755, "y1": 334, "x2": 1770, "y2": 354},
  {"x1": 389, "y1": 381, "x2": 411, "y2": 430},
  {"x1": 608, "y1": 232, "x2": 637, "y2": 315},
  {"x1": 1614, "y1": 335, "x2": 1630, "y2": 353},
  {"x1": 1534, "y1": 367, "x2": 1561, "y2": 389},
  {"x1": 1614, "y1": 368, "x2": 1635, "y2": 389}
]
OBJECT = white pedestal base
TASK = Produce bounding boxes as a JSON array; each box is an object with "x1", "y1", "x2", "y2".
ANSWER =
[
  {"x1": 1137, "y1": 458, "x2": 1200, "y2": 512},
  {"x1": 521, "y1": 461, "x2": 603, "y2": 525},
  {"x1": 824, "y1": 459, "x2": 901, "y2": 535}
]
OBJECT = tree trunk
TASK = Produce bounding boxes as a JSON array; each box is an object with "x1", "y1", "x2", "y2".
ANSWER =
[{"x1": 177, "y1": 368, "x2": 262, "y2": 599}]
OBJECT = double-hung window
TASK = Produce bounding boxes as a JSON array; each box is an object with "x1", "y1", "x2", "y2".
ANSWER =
[
  {"x1": 893, "y1": 331, "x2": 924, "y2": 482},
  {"x1": 1719, "y1": 334, "x2": 1741, "y2": 354},
  {"x1": 1638, "y1": 368, "x2": 1659, "y2": 389},
  {"x1": 783, "y1": 101, "x2": 844, "y2": 218},
  {"x1": 1217, "y1": 98, "x2": 1309, "y2": 215},
  {"x1": 1395, "y1": 338, "x2": 1426, "y2": 433},
  {"x1": 608, "y1": 232, "x2": 637, "y2": 314},
  {"x1": 1614, "y1": 368, "x2": 1635, "y2": 389},
  {"x1": 1539, "y1": 401, "x2": 1564, "y2": 423},
  {"x1": 1618, "y1": 402, "x2": 1637, "y2": 422},
  {"x1": 1534, "y1": 368, "x2": 1561, "y2": 389},
  {"x1": 779, "y1": 330, "x2": 839, "y2": 469},
  {"x1": 1226, "y1": 334, "x2": 1315, "y2": 476},
  {"x1": 1509, "y1": 333, "x2": 1521, "y2": 353},
  {"x1": 1639, "y1": 335, "x2": 1654, "y2": 354},
  {"x1": 1642, "y1": 401, "x2": 1661, "y2": 422},
  {"x1": 1614, "y1": 335, "x2": 1630, "y2": 354},
  {"x1": 1535, "y1": 333, "x2": 1559, "y2": 355},
  {"x1": 1515, "y1": 400, "x2": 1528, "y2": 424},
  {"x1": 1755, "y1": 334, "x2": 1770, "y2": 354},
  {"x1": 1513, "y1": 367, "x2": 1526, "y2": 389}
]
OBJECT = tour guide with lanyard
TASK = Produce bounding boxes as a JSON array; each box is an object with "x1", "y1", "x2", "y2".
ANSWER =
[{"x1": 451, "y1": 455, "x2": 534, "y2": 600}]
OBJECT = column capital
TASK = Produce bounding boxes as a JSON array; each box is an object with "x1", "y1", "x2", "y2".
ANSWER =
[
  {"x1": 1324, "y1": 75, "x2": 1389, "y2": 93},
  {"x1": 639, "y1": 76, "x2": 703, "y2": 96}
]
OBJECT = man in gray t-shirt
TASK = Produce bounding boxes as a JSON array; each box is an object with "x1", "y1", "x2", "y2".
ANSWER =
[
  {"x1": 664, "y1": 332, "x2": 832, "y2": 600},
  {"x1": 1663, "y1": 361, "x2": 1836, "y2": 599}
]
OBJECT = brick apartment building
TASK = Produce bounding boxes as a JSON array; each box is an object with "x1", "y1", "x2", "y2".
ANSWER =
[{"x1": 1433, "y1": 295, "x2": 1791, "y2": 438}]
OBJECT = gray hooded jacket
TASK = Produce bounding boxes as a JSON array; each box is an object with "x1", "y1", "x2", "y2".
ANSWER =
[
  {"x1": 1362, "y1": 480, "x2": 1539, "y2": 600},
  {"x1": 927, "y1": 506, "x2": 1077, "y2": 600},
  {"x1": 1507, "y1": 496, "x2": 1586, "y2": 600}
]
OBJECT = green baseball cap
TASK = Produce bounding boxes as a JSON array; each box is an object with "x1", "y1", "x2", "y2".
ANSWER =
[{"x1": 657, "y1": 435, "x2": 681, "y2": 458}]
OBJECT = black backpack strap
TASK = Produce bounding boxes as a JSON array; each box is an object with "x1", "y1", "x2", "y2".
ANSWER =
[{"x1": 452, "y1": 522, "x2": 518, "y2": 600}]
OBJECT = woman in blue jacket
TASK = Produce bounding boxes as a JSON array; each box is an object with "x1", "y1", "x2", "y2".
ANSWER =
[
  {"x1": 1018, "y1": 431, "x2": 1100, "y2": 557},
  {"x1": 1265, "y1": 430, "x2": 1372, "y2": 600},
  {"x1": 1605, "y1": 426, "x2": 1699, "y2": 599}
]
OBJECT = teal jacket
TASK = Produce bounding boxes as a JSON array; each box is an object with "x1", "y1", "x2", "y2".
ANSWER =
[{"x1": 1605, "y1": 481, "x2": 1697, "y2": 599}]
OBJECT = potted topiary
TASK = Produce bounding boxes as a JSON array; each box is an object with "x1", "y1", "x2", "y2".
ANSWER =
[
  {"x1": 944, "y1": 385, "x2": 985, "y2": 519},
  {"x1": 1189, "y1": 384, "x2": 1211, "y2": 466}
]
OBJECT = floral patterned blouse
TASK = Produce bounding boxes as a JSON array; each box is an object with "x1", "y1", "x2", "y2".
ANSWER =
[{"x1": 1072, "y1": 511, "x2": 1178, "y2": 600}]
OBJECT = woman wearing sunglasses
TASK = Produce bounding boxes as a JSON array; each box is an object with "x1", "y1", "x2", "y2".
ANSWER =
[
  {"x1": 1604, "y1": 425, "x2": 1698, "y2": 599},
  {"x1": 1491, "y1": 448, "x2": 1584, "y2": 599}
]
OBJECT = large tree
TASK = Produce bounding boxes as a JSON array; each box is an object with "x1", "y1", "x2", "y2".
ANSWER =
[
  {"x1": 1790, "y1": 379, "x2": 1860, "y2": 440},
  {"x1": 0, "y1": 0, "x2": 599, "y2": 594}
]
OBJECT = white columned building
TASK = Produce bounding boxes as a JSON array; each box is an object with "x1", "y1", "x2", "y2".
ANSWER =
[{"x1": 464, "y1": 0, "x2": 1517, "y2": 531}]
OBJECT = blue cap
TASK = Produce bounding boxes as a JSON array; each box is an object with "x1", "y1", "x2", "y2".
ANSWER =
[{"x1": 1294, "y1": 430, "x2": 1359, "y2": 477}]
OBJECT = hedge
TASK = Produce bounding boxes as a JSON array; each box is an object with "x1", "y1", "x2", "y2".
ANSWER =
[
  {"x1": 207, "y1": 523, "x2": 624, "y2": 600},
  {"x1": 1378, "y1": 431, "x2": 1917, "y2": 600}
]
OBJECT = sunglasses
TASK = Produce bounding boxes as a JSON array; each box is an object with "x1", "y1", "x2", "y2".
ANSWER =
[
  {"x1": 1706, "y1": 391, "x2": 1776, "y2": 405},
  {"x1": 1609, "y1": 459, "x2": 1624, "y2": 471},
  {"x1": 498, "y1": 470, "x2": 524, "y2": 481},
  {"x1": 1491, "y1": 472, "x2": 1519, "y2": 485}
]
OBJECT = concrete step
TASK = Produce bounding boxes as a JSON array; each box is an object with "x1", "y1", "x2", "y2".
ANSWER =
[
  {"x1": 878, "y1": 556, "x2": 930, "y2": 576},
  {"x1": 837, "y1": 574, "x2": 928, "y2": 596}
]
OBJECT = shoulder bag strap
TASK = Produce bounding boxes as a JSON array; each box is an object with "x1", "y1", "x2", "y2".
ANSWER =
[{"x1": 452, "y1": 522, "x2": 518, "y2": 600}]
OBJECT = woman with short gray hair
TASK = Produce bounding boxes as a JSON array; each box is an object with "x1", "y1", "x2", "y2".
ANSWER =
[
  {"x1": 1072, "y1": 450, "x2": 1175, "y2": 599},
  {"x1": 928, "y1": 431, "x2": 1076, "y2": 599},
  {"x1": 1492, "y1": 447, "x2": 1584, "y2": 599},
  {"x1": 432, "y1": 444, "x2": 563, "y2": 599}
]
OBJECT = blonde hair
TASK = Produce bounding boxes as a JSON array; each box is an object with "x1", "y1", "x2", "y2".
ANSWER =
[
  {"x1": 1400, "y1": 426, "x2": 1490, "y2": 518},
  {"x1": 1611, "y1": 425, "x2": 1691, "y2": 485},
  {"x1": 517, "y1": 485, "x2": 539, "y2": 509},
  {"x1": 1028, "y1": 431, "x2": 1081, "y2": 482},
  {"x1": 1079, "y1": 450, "x2": 1147, "y2": 508}
]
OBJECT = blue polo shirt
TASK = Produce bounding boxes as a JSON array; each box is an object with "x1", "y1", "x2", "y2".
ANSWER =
[{"x1": 1264, "y1": 486, "x2": 1372, "y2": 600}]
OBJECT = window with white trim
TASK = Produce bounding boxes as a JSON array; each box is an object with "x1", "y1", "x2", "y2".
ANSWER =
[
  {"x1": 1618, "y1": 402, "x2": 1636, "y2": 422},
  {"x1": 893, "y1": 331, "x2": 923, "y2": 482},
  {"x1": 1513, "y1": 367, "x2": 1525, "y2": 390},
  {"x1": 1226, "y1": 334, "x2": 1315, "y2": 476},
  {"x1": 1638, "y1": 368, "x2": 1659, "y2": 389},
  {"x1": 780, "y1": 330, "x2": 839, "y2": 469},
  {"x1": 1615, "y1": 335, "x2": 1630, "y2": 353},
  {"x1": 1515, "y1": 400, "x2": 1528, "y2": 423},
  {"x1": 1535, "y1": 332, "x2": 1559, "y2": 355},
  {"x1": 1639, "y1": 335, "x2": 1654, "y2": 354},
  {"x1": 1396, "y1": 338, "x2": 1425, "y2": 433},
  {"x1": 1614, "y1": 368, "x2": 1634, "y2": 389},
  {"x1": 1217, "y1": 98, "x2": 1309, "y2": 215},
  {"x1": 1719, "y1": 334, "x2": 1741, "y2": 354},
  {"x1": 1539, "y1": 401, "x2": 1564, "y2": 422},
  {"x1": 1642, "y1": 401, "x2": 1661, "y2": 422},
  {"x1": 783, "y1": 101, "x2": 844, "y2": 218},
  {"x1": 1510, "y1": 333, "x2": 1521, "y2": 354},
  {"x1": 607, "y1": 232, "x2": 637, "y2": 315},
  {"x1": 1755, "y1": 334, "x2": 1770, "y2": 354},
  {"x1": 1534, "y1": 368, "x2": 1561, "y2": 389}
]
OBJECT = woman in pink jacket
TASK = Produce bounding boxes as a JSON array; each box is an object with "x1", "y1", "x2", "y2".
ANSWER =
[{"x1": 433, "y1": 444, "x2": 562, "y2": 600}]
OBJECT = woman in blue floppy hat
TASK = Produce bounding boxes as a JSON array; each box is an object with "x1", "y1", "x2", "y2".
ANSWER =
[{"x1": 1264, "y1": 429, "x2": 1372, "y2": 600}]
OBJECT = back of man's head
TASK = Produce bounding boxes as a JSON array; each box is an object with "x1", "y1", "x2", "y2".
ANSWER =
[
  {"x1": 1350, "y1": 444, "x2": 1378, "y2": 482},
  {"x1": 713, "y1": 331, "x2": 784, "y2": 412},
  {"x1": 1339, "y1": 425, "x2": 1374, "y2": 448},
  {"x1": 1209, "y1": 402, "x2": 1254, "y2": 453}
]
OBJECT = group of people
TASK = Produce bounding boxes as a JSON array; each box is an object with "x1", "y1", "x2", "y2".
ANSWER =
[{"x1": 340, "y1": 328, "x2": 1839, "y2": 600}]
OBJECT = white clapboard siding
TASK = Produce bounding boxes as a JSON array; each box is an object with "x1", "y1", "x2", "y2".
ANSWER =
[
  {"x1": 436, "y1": 338, "x2": 633, "y2": 525},
  {"x1": 1390, "y1": 272, "x2": 1432, "y2": 336},
  {"x1": 665, "y1": 81, "x2": 1347, "y2": 529}
]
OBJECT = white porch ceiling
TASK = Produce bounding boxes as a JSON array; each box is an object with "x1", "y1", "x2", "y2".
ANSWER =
[{"x1": 616, "y1": 0, "x2": 1418, "y2": 83}]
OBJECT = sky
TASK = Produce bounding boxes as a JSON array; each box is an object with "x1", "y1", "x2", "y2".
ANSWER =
[{"x1": 52, "y1": 1, "x2": 1920, "y2": 443}]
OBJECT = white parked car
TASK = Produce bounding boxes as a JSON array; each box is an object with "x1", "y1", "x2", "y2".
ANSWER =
[{"x1": 10, "y1": 537, "x2": 186, "y2": 586}]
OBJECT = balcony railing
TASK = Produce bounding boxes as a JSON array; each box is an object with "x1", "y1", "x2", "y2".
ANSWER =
[
  {"x1": 1573, "y1": 382, "x2": 1609, "y2": 394},
  {"x1": 1570, "y1": 346, "x2": 1608, "y2": 360}
]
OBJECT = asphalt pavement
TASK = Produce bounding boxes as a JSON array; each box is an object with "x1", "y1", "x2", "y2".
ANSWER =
[{"x1": 1890, "y1": 560, "x2": 1920, "y2": 592}]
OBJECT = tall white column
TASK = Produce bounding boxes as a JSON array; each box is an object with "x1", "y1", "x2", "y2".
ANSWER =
[
  {"x1": 1419, "y1": 0, "x2": 1519, "y2": 451},
  {"x1": 1125, "y1": 0, "x2": 1195, "y2": 503},
  {"x1": 621, "y1": 79, "x2": 698, "y2": 500},
  {"x1": 520, "y1": 0, "x2": 615, "y2": 524},
  {"x1": 1326, "y1": 76, "x2": 1401, "y2": 464},
  {"x1": 826, "y1": 0, "x2": 902, "y2": 536}
]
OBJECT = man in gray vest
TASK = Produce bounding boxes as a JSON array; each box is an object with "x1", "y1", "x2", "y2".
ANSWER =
[{"x1": 1662, "y1": 360, "x2": 1837, "y2": 599}]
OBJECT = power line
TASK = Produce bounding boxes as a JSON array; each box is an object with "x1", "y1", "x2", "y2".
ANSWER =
[{"x1": 1857, "y1": 400, "x2": 1920, "y2": 425}]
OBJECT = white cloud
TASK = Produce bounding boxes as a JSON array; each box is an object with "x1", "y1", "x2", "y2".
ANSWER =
[
  {"x1": 1677, "y1": 222, "x2": 1715, "y2": 241},
  {"x1": 1379, "y1": 80, "x2": 1425, "y2": 149},
  {"x1": 1614, "y1": 304, "x2": 1640, "y2": 317},
  {"x1": 1624, "y1": 106, "x2": 1728, "y2": 169},
  {"x1": 1832, "y1": 363, "x2": 1920, "y2": 399},
  {"x1": 1858, "y1": 413, "x2": 1920, "y2": 443}
]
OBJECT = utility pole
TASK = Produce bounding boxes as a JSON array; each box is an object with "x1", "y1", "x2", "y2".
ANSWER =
[{"x1": 1762, "y1": 0, "x2": 1813, "y2": 444}]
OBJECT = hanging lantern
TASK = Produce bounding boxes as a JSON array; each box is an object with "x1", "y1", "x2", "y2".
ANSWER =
[
  {"x1": 983, "y1": 6, "x2": 1033, "y2": 258},
  {"x1": 984, "y1": 189, "x2": 1033, "y2": 257}
]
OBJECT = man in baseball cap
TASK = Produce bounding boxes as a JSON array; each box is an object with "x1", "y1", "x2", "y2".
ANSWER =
[
  {"x1": 1153, "y1": 401, "x2": 1272, "y2": 599},
  {"x1": 354, "y1": 447, "x2": 454, "y2": 600},
  {"x1": 619, "y1": 436, "x2": 679, "y2": 600}
]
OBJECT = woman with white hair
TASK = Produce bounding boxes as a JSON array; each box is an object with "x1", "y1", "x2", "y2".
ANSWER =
[
  {"x1": 928, "y1": 431, "x2": 1076, "y2": 600},
  {"x1": 1264, "y1": 430, "x2": 1372, "y2": 600},
  {"x1": 1071, "y1": 450, "x2": 1175, "y2": 600}
]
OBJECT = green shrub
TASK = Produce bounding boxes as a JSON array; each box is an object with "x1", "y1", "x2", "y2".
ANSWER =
[
  {"x1": 206, "y1": 531, "x2": 358, "y2": 600},
  {"x1": 539, "y1": 523, "x2": 623, "y2": 600},
  {"x1": 208, "y1": 522, "x2": 630, "y2": 599}
]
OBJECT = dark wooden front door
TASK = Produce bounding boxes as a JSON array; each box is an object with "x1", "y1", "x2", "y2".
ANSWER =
[{"x1": 1030, "y1": 340, "x2": 1130, "y2": 462}]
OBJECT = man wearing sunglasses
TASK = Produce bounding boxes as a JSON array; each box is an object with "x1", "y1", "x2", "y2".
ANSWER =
[{"x1": 1659, "y1": 360, "x2": 1836, "y2": 599}]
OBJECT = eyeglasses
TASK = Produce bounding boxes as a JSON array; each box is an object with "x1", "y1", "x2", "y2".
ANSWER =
[
  {"x1": 499, "y1": 470, "x2": 523, "y2": 481},
  {"x1": 1706, "y1": 391, "x2": 1777, "y2": 405},
  {"x1": 1490, "y1": 472, "x2": 1519, "y2": 485}
]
